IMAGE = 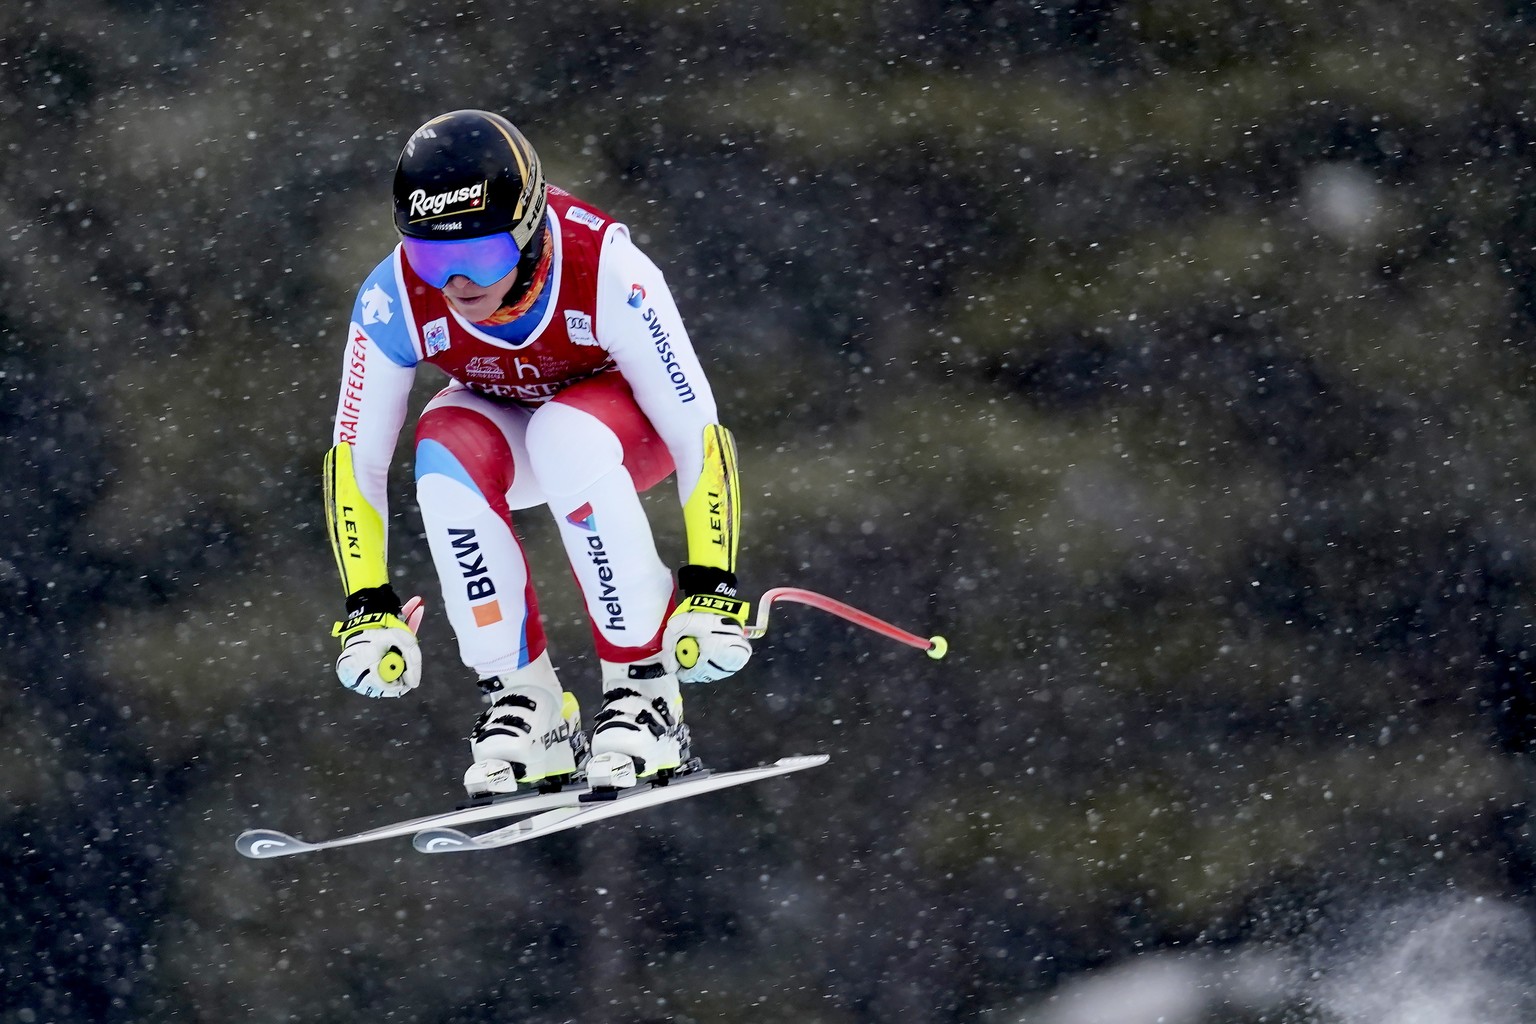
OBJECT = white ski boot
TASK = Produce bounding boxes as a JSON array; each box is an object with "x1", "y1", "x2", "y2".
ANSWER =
[
  {"x1": 590, "y1": 659, "x2": 689, "y2": 781},
  {"x1": 464, "y1": 655, "x2": 589, "y2": 798}
]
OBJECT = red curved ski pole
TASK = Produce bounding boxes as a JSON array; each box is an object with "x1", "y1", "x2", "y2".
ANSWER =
[{"x1": 745, "y1": 587, "x2": 948, "y2": 659}]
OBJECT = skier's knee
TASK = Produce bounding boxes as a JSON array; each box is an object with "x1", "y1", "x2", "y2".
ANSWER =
[
  {"x1": 414, "y1": 405, "x2": 516, "y2": 502},
  {"x1": 525, "y1": 402, "x2": 623, "y2": 497}
]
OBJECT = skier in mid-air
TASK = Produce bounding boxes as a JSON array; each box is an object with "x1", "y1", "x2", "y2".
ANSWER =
[{"x1": 322, "y1": 109, "x2": 753, "y2": 797}]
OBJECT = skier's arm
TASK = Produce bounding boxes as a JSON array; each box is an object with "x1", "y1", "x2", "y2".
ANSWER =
[
  {"x1": 323, "y1": 259, "x2": 424, "y2": 697},
  {"x1": 677, "y1": 421, "x2": 746, "y2": 613},
  {"x1": 323, "y1": 439, "x2": 391, "y2": 598},
  {"x1": 594, "y1": 228, "x2": 724, "y2": 495},
  {"x1": 668, "y1": 422, "x2": 752, "y2": 681},
  {"x1": 325, "y1": 272, "x2": 418, "y2": 603},
  {"x1": 596, "y1": 228, "x2": 738, "y2": 572},
  {"x1": 596, "y1": 229, "x2": 751, "y2": 681}
]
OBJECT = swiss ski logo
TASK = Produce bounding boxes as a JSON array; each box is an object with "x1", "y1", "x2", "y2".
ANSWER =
[{"x1": 424, "y1": 317, "x2": 450, "y2": 356}]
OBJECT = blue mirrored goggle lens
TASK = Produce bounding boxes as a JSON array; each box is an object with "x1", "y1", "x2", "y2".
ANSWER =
[{"x1": 402, "y1": 233, "x2": 522, "y2": 289}]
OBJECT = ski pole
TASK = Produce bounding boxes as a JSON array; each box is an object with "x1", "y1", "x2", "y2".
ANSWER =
[{"x1": 745, "y1": 586, "x2": 949, "y2": 659}]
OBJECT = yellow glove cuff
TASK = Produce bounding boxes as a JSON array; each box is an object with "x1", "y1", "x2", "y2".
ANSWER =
[
  {"x1": 331, "y1": 611, "x2": 411, "y2": 639},
  {"x1": 673, "y1": 591, "x2": 751, "y2": 625}
]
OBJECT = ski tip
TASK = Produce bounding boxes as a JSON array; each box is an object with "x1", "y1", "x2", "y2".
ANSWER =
[
  {"x1": 236, "y1": 829, "x2": 315, "y2": 859},
  {"x1": 413, "y1": 827, "x2": 478, "y2": 854},
  {"x1": 775, "y1": 754, "x2": 830, "y2": 770}
]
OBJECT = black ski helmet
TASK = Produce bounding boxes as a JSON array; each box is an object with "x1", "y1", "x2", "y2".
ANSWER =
[{"x1": 392, "y1": 110, "x2": 546, "y2": 250}]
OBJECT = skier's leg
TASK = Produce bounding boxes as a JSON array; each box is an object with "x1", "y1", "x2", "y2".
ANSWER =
[
  {"x1": 526, "y1": 375, "x2": 677, "y2": 662},
  {"x1": 414, "y1": 388, "x2": 586, "y2": 791},
  {"x1": 525, "y1": 374, "x2": 687, "y2": 777}
]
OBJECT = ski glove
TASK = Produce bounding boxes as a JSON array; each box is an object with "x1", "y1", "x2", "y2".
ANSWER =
[
  {"x1": 333, "y1": 587, "x2": 425, "y2": 698},
  {"x1": 665, "y1": 565, "x2": 752, "y2": 684}
]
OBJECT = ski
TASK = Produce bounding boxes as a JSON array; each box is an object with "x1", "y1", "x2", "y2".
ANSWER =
[
  {"x1": 235, "y1": 782, "x2": 598, "y2": 859},
  {"x1": 412, "y1": 754, "x2": 828, "y2": 853},
  {"x1": 236, "y1": 755, "x2": 827, "y2": 859}
]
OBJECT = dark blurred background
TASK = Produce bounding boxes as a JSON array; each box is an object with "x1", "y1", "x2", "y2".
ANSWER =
[{"x1": 4, "y1": 1, "x2": 1536, "y2": 1022}]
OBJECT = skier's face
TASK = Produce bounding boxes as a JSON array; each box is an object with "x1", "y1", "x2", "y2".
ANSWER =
[{"x1": 442, "y1": 263, "x2": 520, "y2": 323}]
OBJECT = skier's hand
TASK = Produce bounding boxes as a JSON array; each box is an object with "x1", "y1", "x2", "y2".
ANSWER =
[
  {"x1": 333, "y1": 592, "x2": 425, "y2": 698},
  {"x1": 666, "y1": 567, "x2": 752, "y2": 684}
]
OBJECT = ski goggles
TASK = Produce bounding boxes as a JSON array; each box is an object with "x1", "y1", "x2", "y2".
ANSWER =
[{"x1": 401, "y1": 231, "x2": 522, "y2": 289}]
